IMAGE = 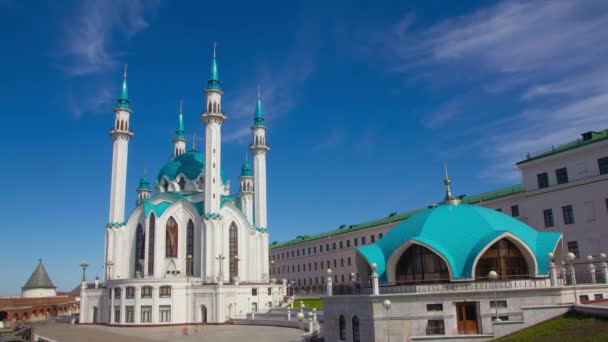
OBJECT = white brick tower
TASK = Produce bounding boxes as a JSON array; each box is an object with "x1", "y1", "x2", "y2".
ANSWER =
[
  {"x1": 250, "y1": 87, "x2": 269, "y2": 229},
  {"x1": 239, "y1": 156, "x2": 254, "y2": 225}
]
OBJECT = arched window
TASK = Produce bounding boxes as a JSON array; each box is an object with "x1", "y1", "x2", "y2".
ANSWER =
[
  {"x1": 147, "y1": 214, "x2": 155, "y2": 276},
  {"x1": 475, "y1": 238, "x2": 529, "y2": 279},
  {"x1": 395, "y1": 244, "x2": 449, "y2": 284},
  {"x1": 197, "y1": 177, "x2": 204, "y2": 190},
  {"x1": 213, "y1": 102, "x2": 217, "y2": 113},
  {"x1": 162, "y1": 179, "x2": 169, "y2": 192},
  {"x1": 229, "y1": 223, "x2": 238, "y2": 281},
  {"x1": 135, "y1": 224, "x2": 145, "y2": 276},
  {"x1": 187, "y1": 220, "x2": 194, "y2": 276},
  {"x1": 339, "y1": 315, "x2": 346, "y2": 340},
  {"x1": 166, "y1": 217, "x2": 178, "y2": 258},
  {"x1": 178, "y1": 177, "x2": 186, "y2": 191},
  {"x1": 201, "y1": 305, "x2": 208, "y2": 323}
]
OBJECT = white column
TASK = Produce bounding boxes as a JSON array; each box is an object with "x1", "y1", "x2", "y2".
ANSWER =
[
  {"x1": 601, "y1": 260, "x2": 608, "y2": 284},
  {"x1": 252, "y1": 147, "x2": 268, "y2": 228},
  {"x1": 372, "y1": 272, "x2": 380, "y2": 295},
  {"x1": 587, "y1": 256, "x2": 597, "y2": 284},
  {"x1": 549, "y1": 262, "x2": 558, "y2": 286},
  {"x1": 327, "y1": 276, "x2": 333, "y2": 296},
  {"x1": 108, "y1": 116, "x2": 132, "y2": 223},
  {"x1": 201, "y1": 90, "x2": 225, "y2": 215}
]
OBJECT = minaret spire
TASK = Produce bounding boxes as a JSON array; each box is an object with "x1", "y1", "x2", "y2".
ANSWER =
[
  {"x1": 442, "y1": 163, "x2": 461, "y2": 204},
  {"x1": 117, "y1": 64, "x2": 129, "y2": 109},
  {"x1": 173, "y1": 99, "x2": 186, "y2": 156},
  {"x1": 254, "y1": 84, "x2": 264, "y2": 126},
  {"x1": 191, "y1": 133, "x2": 196, "y2": 151}
]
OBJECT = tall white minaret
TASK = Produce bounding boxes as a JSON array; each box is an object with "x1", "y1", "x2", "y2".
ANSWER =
[
  {"x1": 239, "y1": 156, "x2": 254, "y2": 225},
  {"x1": 201, "y1": 44, "x2": 225, "y2": 214},
  {"x1": 250, "y1": 86, "x2": 269, "y2": 229},
  {"x1": 108, "y1": 65, "x2": 133, "y2": 225},
  {"x1": 173, "y1": 99, "x2": 187, "y2": 156}
]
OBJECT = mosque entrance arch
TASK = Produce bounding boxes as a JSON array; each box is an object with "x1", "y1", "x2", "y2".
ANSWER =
[{"x1": 474, "y1": 238, "x2": 530, "y2": 280}]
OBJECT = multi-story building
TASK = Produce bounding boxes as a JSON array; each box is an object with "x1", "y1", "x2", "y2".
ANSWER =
[{"x1": 270, "y1": 130, "x2": 608, "y2": 292}]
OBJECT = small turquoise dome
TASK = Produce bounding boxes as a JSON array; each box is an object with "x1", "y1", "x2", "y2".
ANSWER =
[
  {"x1": 157, "y1": 151, "x2": 228, "y2": 185},
  {"x1": 137, "y1": 175, "x2": 151, "y2": 190},
  {"x1": 241, "y1": 161, "x2": 253, "y2": 177},
  {"x1": 357, "y1": 203, "x2": 562, "y2": 282}
]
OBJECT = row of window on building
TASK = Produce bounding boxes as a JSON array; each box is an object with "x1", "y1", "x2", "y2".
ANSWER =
[
  {"x1": 271, "y1": 257, "x2": 353, "y2": 276},
  {"x1": 271, "y1": 233, "x2": 384, "y2": 261},
  {"x1": 109, "y1": 286, "x2": 171, "y2": 300},
  {"x1": 287, "y1": 273, "x2": 360, "y2": 287},
  {"x1": 536, "y1": 157, "x2": 608, "y2": 189},
  {"x1": 113, "y1": 305, "x2": 171, "y2": 323}
]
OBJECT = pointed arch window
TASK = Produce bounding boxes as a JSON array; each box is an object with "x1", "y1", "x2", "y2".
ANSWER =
[
  {"x1": 395, "y1": 244, "x2": 449, "y2": 284},
  {"x1": 166, "y1": 217, "x2": 178, "y2": 258},
  {"x1": 162, "y1": 179, "x2": 169, "y2": 192},
  {"x1": 187, "y1": 220, "x2": 194, "y2": 276},
  {"x1": 352, "y1": 315, "x2": 360, "y2": 342},
  {"x1": 135, "y1": 224, "x2": 145, "y2": 276},
  {"x1": 475, "y1": 238, "x2": 529, "y2": 280},
  {"x1": 197, "y1": 177, "x2": 204, "y2": 191},
  {"x1": 229, "y1": 223, "x2": 238, "y2": 281},
  {"x1": 178, "y1": 177, "x2": 186, "y2": 191},
  {"x1": 147, "y1": 214, "x2": 155, "y2": 276},
  {"x1": 338, "y1": 315, "x2": 346, "y2": 340}
]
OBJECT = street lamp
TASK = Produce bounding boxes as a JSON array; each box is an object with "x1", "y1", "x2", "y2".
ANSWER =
[
  {"x1": 80, "y1": 260, "x2": 88, "y2": 282},
  {"x1": 105, "y1": 260, "x2": 113, "y2": 280},
  {"x1": 567, "y1": 252, "x2": 577, "y2": 303},
  {"x1": 383, "y1": 299, "x2": 391, "y2": 342},
  {"x1": 216, "y1": 253, "x2": 226, "y2": 281},
  {"x1": 297, "y1": 311, "x2": 305, "y2": 341},
  {"x1": 488, "y1": 270, "x2": 500, "y2": 322}
]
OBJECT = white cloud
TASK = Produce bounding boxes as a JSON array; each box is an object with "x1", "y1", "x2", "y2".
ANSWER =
[{"x1": 375, "y1": 0, "x2": 608, "y2": 182}]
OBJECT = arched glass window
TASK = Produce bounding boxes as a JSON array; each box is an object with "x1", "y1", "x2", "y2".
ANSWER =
[
  {"x1": 395, "y1": 244, "x2": 449, "y2": 284},
  {"x1": 187, "y1": 220, "x2": 194, "y2": 276},
  {"x1": 339, "y1": 315, "x2": 346, "y2": 340},
  {"x1": 135, "y1": 224, "x2": 145, "y2": 276},
  {"x1": 166, "y1": 217, "x2": 178, "y2": 258},
  {"x1": 352, "y1": 315, "x2": 360, "y2": 342},
  {"x1": 197, "y1": 177, "x2": 204, "y2": 190},
  {"x1": 229, "y1": 223, "x2": 238, "y2": 281},
  {"x1": 178, "y1": 177, "x2": 186, "y2": 191},
  {"x1": 147, "y1": 214, "x2": 155, "y2": 276},
  {"x1": 475, "y1": 238, "x2": 529, "y2": 279}
]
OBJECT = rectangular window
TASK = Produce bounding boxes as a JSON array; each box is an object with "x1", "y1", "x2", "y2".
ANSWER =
[
  {"x1": 340, "y1": 259, "x2": 344, "y2": 267},
  {"x1": 320, "y1": 245, "x2": 323, "y2": 253},
  {"x1": 333, "y1": 259, "x2": 337, "y2": 268},
  {"x1": 339, "y1": 241, "x2": 343, "y2": 249},
  {"x1": 268, "y1": 287, "x2": 272, "y2": 295},
  {"x1": 125, "y1": 306, "x2": 134, "y2": 323},
  {"x1": 543, "y1": 209, "x2": 554, "y2": 227},
  {"x1": 496, "y1": 208, "x2": 502, "y2": 212},
  {"x1": 114, "y1": 288, "x2": 121, "y2": 299},
  {"x1": 252, "y1": 288, "x2": 258, "y2": 296},
  {"x1": 537, "y1": 172, "x2": 549, "y2": 189},
  {"x1": 159, "y1": 305, "x2": 171, "y2": 323},
  {"x1": 348, "y1": 257, "x2": 351, "y2": 266},
  {"x1": 362, "y1": 236, "x2": 366, "y2": 245},
  {"x1": 556, "y1": 167, "x2": 568, "y2": 184},
  {"x1": 126, "y1": 287, "x2": 135, "y2": 299},
  {"x1": 308, "y1": 247, "x2": 311, "y2": 255},
  {"x1": 333, "y1": 242, "x2": 336, "y2": 250},
  {"x1": 426, "y1": 319, "x2": 445, "y2": 335},
  {"x1": 595, "y1": 294, "x2": 603, "y2": 300},
  {"x1": 371, "y1": 235, "x2": 375, "y2": 243},
  {"x1": 489, "y1": 300, "x2": 508, "y2": 308},
  {"x1": 379, "y1": 233, "x2": 383, "y2": 239},
  {"x1": 579, "y1": 295, "x2": 589, "y2": 302},
  {"x1": 297, "y1": 250, "x2": 300, "y2": 257},
  {"x1": 140, "y1": 306, "x2": 152, "y2": 323},
  {"x1": 114, "y1": 306, "x2": 120, "y2": 323},
  {"x1": 320, "y1": 261, "x2": 324, "y2": 269},
  {"x1": 599, "y1": 157, "x2": 608, "y2": 175},
  {"x1": 563, "y1": 205, "x2": 575, "y2": 224},
  {"x1": 354, "y1": 238, "x2": 358, "y2": 246},
  {"x1": 315, "y1": 262, "x2": 318, "y2": 270},
  {"x1": 426, "y1": 303, "x2": 443, "y2": 311},
  {"x1": 511, "y1": 205, "x2": 519, "y2": 217},
  {"x1": 492, "y1": 316, "x2": 509, "y2": 321},
  {"x1": 568, "y1": 241, "x2": 579, "y2": 258},
  {"x1": 314, "y1": 246, "x2": 317, "y2": 254},
  {"x1": 346, "y1": 240, "x2": 350, "y2": 248},
  {"x1": 160, "y1": 286, "x2": 171, "y2": 298},
  {"x1": 141, "y1": 287, "x2": 152, "y2": 298},
  {"x1": 326, "y1": 243, "x2": 329, "y2": 252}
]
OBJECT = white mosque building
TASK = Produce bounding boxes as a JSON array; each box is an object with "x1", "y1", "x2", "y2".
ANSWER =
[{"x1": 79, "y1": 47, "x2": 285, "y2": 325}]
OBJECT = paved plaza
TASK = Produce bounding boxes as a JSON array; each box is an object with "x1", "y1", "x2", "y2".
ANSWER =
[{"x1": 36, "y1": 322, "x2": 302, "y2": 342}]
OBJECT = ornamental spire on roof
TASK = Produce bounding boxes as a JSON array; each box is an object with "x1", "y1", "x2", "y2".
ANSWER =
[
  {"x1": 176, "y1": 98, "x2": 185, "y2": 139},
  {"x1": 22, "y1": 259, "x2": 56, "y2": 290},
  {"x1": 254, "y1": 84, "x2": 264, "y2": 126},
  {"x1": 116, "y1": 64, "x2": 129, "y2": 109},
  {"x1": 206, "y1": 42, "x2": 220, "y2": 90},
  {"x1": 191, "y1": 133, "x2": 196, "y2": 151},
  {"x1": 442, "y1": 163, "x2": 461, "y2": 204}
]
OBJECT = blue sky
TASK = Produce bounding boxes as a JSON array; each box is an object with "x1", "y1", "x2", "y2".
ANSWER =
[{"x1": 1, "y1": 0, "x2": 607, "y2": 295}]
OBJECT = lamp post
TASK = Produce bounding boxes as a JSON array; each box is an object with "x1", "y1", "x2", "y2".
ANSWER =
[
  {"x1": 351, "y1": 272, "x2": 356, "y2": 294},
  {"x1": 547, "y1": 252, "x2": 557, "y2": 286},
  {"x1": 567, "y1": 252, "x2": 577, "y2": 303},
  {"x1": 308, "y1": 311, "x2": 314, "y2": 333},
  {"x1": 488, "y1": 270, "x2": 500, "y2": 322},
  {"x1": 271, "y1": 259, "x2": 275, "y2": 277},
  {"x1": 216, "y1": 253, "x2": 226, "y2": 283},
  {"x1": 587, "y1": 255, "x2": 597, "y2": 284},
  {"x1": 297, "y1": 311, "x2": 305, "y2": 342},
  {"x1": 383, "y1": 299, "x2": 391, "y2": 342},
  {"x1": 80, "y1": 260, "x2": 88, "y2": 282},
  {"x1": 187, "y1": 254, "x2": 193, "y2": 277},
  {"x1": 327, "y1": 268, "x2": 333, "y2": 296}
]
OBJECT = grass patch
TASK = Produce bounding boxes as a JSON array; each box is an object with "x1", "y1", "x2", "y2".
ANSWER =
[
  {"x1": 291, "y1": 299, "x2": 323, "y2": 309},
  {"x1": 494, "y1": 312, "x2": 608, "y2": 342}
]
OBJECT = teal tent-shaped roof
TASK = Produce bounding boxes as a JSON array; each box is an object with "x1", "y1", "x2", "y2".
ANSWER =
[
  {"x1": 157, "y1": 151, "x2": 228, "y2": 185},
  {"x1": 357, "y1": 204, "x2": 562, "y2": 282}
]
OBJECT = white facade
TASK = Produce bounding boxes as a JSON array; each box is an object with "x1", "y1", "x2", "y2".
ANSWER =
[{"x1": 81, "y1": 52, "x2": 282, "y2": 325}]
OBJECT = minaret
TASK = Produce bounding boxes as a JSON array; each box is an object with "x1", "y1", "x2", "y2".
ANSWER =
[
  {"x1": 136, "y1": 169, "x2": 152, "y2": 206},
  {"x1": 239, "y1": 156, "x2": 254, "y2": 225},
  {"x1": 108, "y1": 65, "x2": 133, "y2": 225},
  {"x1": 173, "y1": 99, "x2": 187, "y2": 156},
  {"x1": 201, "y1": 43, "x2": 226, "y2": 215},
  {"x1": 250, "y1": 86, "x2": 269, "y2": 229}
]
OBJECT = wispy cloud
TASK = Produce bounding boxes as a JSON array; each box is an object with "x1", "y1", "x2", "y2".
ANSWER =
[
  {"x1": 55, "y1": 0, "x2": 159, "y2": 117},
  {"x1": 372, "y1": 0, "x2": 608, "y2": 182}
]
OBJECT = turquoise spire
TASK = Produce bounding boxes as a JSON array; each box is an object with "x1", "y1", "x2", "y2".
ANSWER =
[
  {"x1": 137, "y1": 169, "x2": 151, "y2": 190},
  {"x1": 176, "y1": 99, "x2": 185, "y2": 139},
  {"x1": 241, "y1": 155, "x2": 253, "y2": 177},
  {"x1": 206, "y1": 43, "x2": 221, "y2": 90},
  {"x1": 253, "y1": 85, "x2": 264, "y2": 126},
  {"x1": 116, "y1": 64, "x2": 129, "y2": 109}
]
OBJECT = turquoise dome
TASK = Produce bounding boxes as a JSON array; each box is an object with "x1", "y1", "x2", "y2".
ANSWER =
[
  {"x1": 157, "y1": 151, "x2": 228, "y2": 185},
  {"x1": 137, "y1": 175, "x2": 151, "y2": 190},
  {"x1": 241, "y1": 160, "x2": 253, "y2": 177},
  {"x1": 357, "y1": 203, "x2": 562, "y2": 282}
]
